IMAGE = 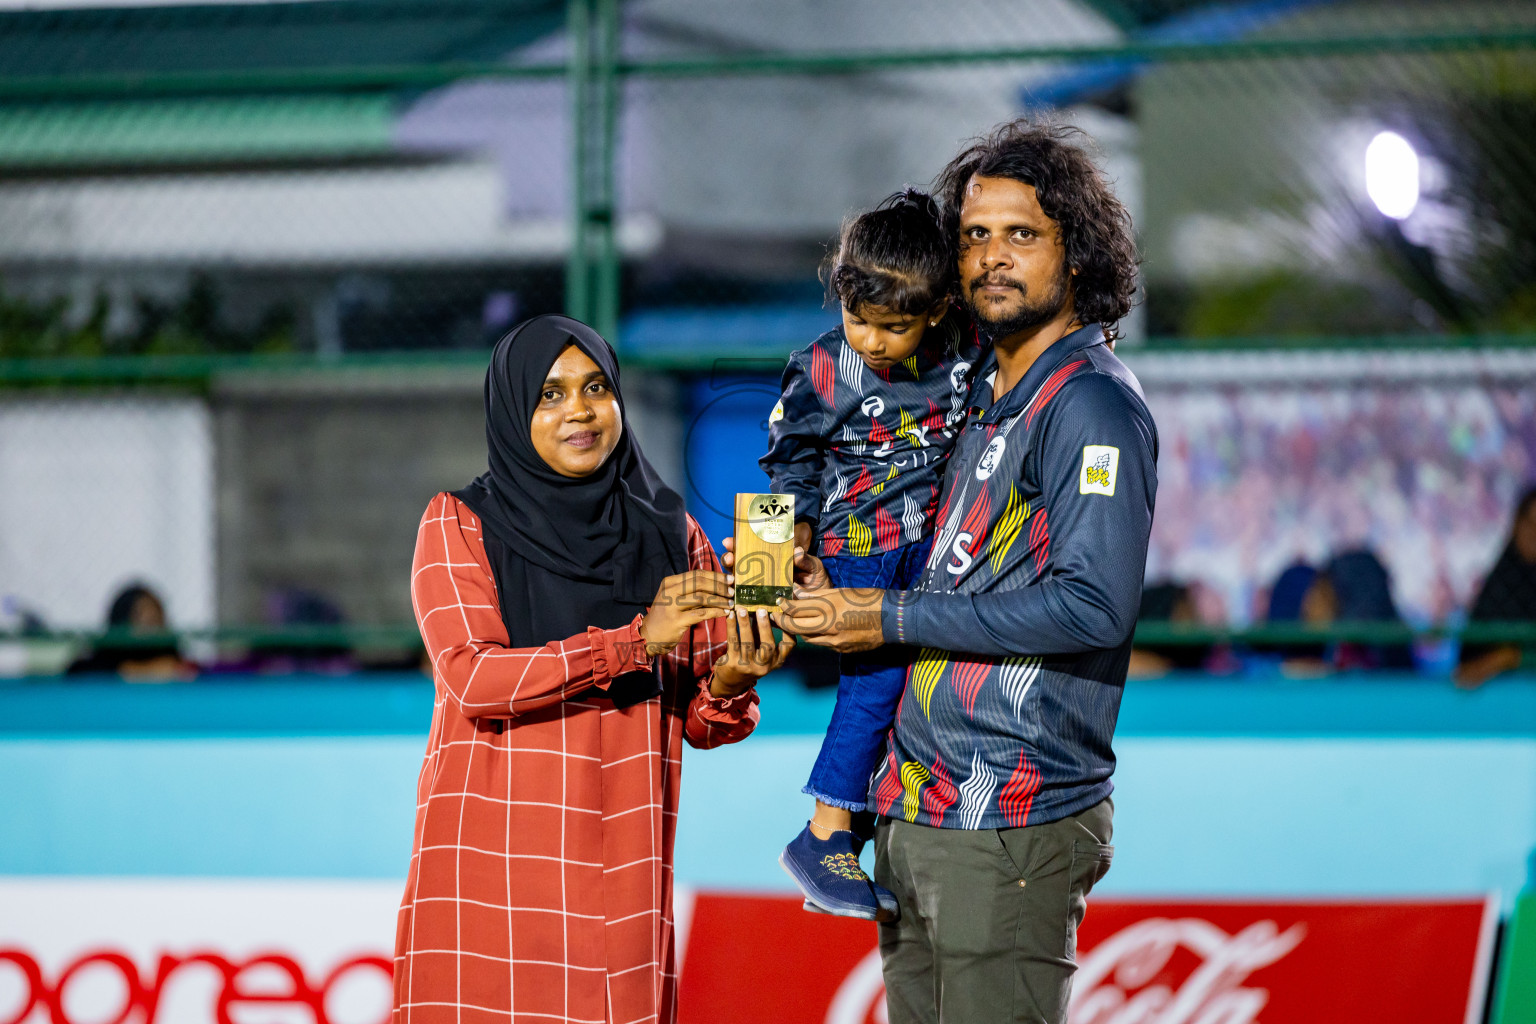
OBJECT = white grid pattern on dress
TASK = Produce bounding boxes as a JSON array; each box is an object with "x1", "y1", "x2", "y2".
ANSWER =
[{"x1": 394, "y1": 493, "x2": 757, "y2": 1024}]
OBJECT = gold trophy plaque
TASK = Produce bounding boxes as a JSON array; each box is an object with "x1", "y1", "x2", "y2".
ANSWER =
[{"x1": 733, "y1": 493, "x2": 796, "y2": 608}]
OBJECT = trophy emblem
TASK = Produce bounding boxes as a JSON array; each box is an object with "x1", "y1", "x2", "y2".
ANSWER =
[{"x1": 733, "y1": 492, "x2": 795, "y2": 607}]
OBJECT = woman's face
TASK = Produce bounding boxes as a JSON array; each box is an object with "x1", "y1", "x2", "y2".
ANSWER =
[
  {"x1": 530, "y1": 344, "x2": 622, "y2": 478},
  {"x1": 1301, "y1": 576, "x2": 1337, "y2": 625},
  {"x1": 130, "y1": 592, "x2": 166, "y2": 630}
]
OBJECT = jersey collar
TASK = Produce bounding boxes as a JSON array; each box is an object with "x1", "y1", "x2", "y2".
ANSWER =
[{"x1": 968, "y1": 323, "x2": 1107, "y2": 424}]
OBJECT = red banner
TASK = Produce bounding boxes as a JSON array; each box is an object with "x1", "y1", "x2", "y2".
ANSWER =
[{"x1": 677, "y1": 893, "x2": 1498, "y2": 1024}]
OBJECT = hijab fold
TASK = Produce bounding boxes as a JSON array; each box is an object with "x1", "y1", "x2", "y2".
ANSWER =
[{"x1": 453, "y1": 316, "x2": 688, "y2": 707}]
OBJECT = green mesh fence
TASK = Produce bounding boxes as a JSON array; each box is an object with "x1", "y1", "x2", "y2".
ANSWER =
[{"x1": 0, "y1": 0, "x2": 1533, "y2": 669}]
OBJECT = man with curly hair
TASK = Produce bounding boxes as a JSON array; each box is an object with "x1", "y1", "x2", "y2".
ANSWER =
[{"x1": 779, "y1": 118, "x2": 1158, "y2": 1023}]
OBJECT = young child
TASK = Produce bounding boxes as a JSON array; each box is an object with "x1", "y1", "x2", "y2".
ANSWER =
[{"x1": 761, "y1": 189, "x2": 977, "y2": 920}]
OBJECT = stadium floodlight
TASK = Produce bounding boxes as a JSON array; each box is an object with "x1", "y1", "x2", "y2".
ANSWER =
[{"x1": 1365, "y1": 131, "x2": 1420, "y2": 220}]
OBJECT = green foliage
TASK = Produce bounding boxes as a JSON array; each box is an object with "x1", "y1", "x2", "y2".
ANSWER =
[
  {"x1": 1177, "y1": 272, "x2": 1431, "y2": 338},
  {"x1": 0, "y1": 275, "x2": 295, "y2": 359}
]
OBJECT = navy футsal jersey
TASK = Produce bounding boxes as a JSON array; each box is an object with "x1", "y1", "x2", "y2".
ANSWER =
[
  {"x1": 872, "y1": 324, "x2": 1159, "y2": 830},
  {"x1": 760, "y1": 317, "x2": 982, "y2": 555}
]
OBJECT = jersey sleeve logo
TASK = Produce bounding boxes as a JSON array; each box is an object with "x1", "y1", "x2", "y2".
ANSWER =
[
  {"x1": 1080, "y1": 445, "x2": 1119, "y2": 496},
  {"x1": 769, "y1": 399, "x2": 785, "y2": 424}
]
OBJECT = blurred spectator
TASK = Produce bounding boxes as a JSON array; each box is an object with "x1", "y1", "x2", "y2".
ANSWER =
[
  {"x1": 257, "y1": 587, "x2": 356, "y2": 674},
  {"x1": 1325, "y1": 549, "x2": 1414, "y2": 671},
  {"x1": 1129, "y1": 582, "x2": 1207, "y2": 678},
  {"x1": 68, "y1": 583, "x2": 194, "y2": 681},
  {"x1": 0, "y1": 595, "x2": 47, "y2": 636},
  {"x1": 1263, "y1": 562, "x2": 1330, "y2": 670},
  {"x1": 1259, "y1": 553, "x2": 1412, "y2": 674},
  {"x1": 1455, "y1": 485, "x2": 1536, "y2": 688}
]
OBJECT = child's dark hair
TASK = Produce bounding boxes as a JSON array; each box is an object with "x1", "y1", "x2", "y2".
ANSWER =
[{"x1": 824, "y1": 188, "x2": 951, "y2": 317}]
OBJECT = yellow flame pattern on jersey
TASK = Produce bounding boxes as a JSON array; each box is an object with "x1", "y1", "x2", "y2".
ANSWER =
[
  {"x1": 912, "y1": 647, "x2": 948, "y2": 718},
  {"x1": 847, "y1": 514, "x2": 873, "y2": 557},
  {"x1": 988, "y1": 483, "x2": 1031, "y2": 573},
  {"x1": 871, "y1": 462, "x2": 898, "y2": 496},
  {"x1": 897, "y1": 407, "x2": 924, "y2": 448},
  {"x1": 901, "y1": 354, "x2": 920, "y2": 377},
  {"x1": 900, "y1": 760, "x2": 931, "y2": 822}
]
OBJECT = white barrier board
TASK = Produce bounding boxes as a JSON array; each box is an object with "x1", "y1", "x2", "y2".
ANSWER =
[{"x1": 0, "y1": 879, "x2": 399, "y2": 1024}]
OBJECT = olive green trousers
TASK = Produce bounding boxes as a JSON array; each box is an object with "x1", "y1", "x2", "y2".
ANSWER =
[{"x1": 873, "y1": 797, "x2": 1115, "y2": 1024}]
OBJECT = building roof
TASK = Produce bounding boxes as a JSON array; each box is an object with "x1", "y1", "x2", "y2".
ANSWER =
[
  {"x1": 0, "y1": 0, "x2": 564, "y2": 167},
  {"x1": 0, "y1": 0, "x2": 563, "y2": 79}
]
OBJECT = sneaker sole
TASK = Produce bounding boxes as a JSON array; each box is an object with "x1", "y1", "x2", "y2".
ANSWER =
[{"x1": 803, "y1": 899, "x2": 899, "y2": 923}]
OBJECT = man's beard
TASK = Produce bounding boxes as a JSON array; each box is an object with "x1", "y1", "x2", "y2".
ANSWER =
[{"x1": 963, "y1": 266, "x2": 1071, "y2": 341}]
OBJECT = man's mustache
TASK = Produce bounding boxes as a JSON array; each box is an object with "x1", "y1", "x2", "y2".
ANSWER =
[{"x1": 968, "y1": 274, "x2": 1026, "y2": 295}]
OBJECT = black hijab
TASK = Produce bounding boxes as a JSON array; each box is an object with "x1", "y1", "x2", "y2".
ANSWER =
[
  {"x1": 453, "y1": 316, "x2": 688, "y2": 704},
  {"x1": 1469, "y1": 489, "x2": 1536, "y2": 625},
  {"x1": 1469, "y1": 545, "x2": 1536, "y2": 623}
]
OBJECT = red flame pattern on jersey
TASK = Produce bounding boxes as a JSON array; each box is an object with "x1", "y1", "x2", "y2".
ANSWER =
[
  {"x1": 875, "y1": 505, "x2": 901, "y2": 550},
  {"x1": 930, "y1": 487, "x2": 956, "y2": 537},
  {"x1": 955, "y1": 485, "x2": 994, "y2": 562},
  {"x1": 998, "y1": 749, "x2": 1042, "y2": 828},
  {"x1": 1029, "y1": 508, "x2": 1050, "y2": 579},
  {"x1": 810, "y1": 344, "x2": 836, "y2": 404},
  {"x1": 951, "y1": 659, "x2": 990, "y2": 717},
  {"x1": 921, "y1": 756, "x2": 959, "y2": 827},
  {"x1": 873, "y1": 749, "x2": 904, "y2": 817},
  {"x1": 821, "y1": 531, "x2": 845, "y2": 556},
  {"x1": 844, "y1": 464, "x2": 875, "y2": 505},
  {"x1": 868, "y1": 416, "x2": 895, "y2": 445},
  {"x1": 922, "y1": 398, "x2": 946, "y2": 435},
  {"x1": 1025, "y1": 359, "x2": 1087, "y2": 429}
]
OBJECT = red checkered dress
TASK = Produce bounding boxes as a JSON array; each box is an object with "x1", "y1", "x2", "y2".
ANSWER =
[{"x1": 395, "y1": 492, "x2": 758, "y2": 1024}]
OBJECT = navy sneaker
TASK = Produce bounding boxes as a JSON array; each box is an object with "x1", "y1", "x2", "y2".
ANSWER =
[{"x1": 779, "y1": 823, "x2": 899, "y2": 921}]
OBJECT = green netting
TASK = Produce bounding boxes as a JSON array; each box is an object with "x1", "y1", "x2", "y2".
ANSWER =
[
  {"x1": 0, "y1": 0, "x2": 565, "y2": 79},
  {"x1": 0, "y1": 0, "x2": 1534, "y2": 654},
  {"x1": 0, "y1": 96, "x2": 397, "y2": 167}
]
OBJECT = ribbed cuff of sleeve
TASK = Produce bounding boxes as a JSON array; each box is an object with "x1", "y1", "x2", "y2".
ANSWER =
[
  {"x1": 589, "y1": 615, "x2": 654, "y2": 685},
  {"x1": 883, "y1": 590, "x2": 920, "y2": 645},
  {"x1": 695, "y1": 675, "x2": 759, "y2": 715}
]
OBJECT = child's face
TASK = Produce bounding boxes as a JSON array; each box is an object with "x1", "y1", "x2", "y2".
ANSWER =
[{"x1": 841, "y1": 302, "x2": 937, "y2": 370}]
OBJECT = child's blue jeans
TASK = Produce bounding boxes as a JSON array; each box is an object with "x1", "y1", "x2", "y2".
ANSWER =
[{"x1": 804, "y1": 535, "x2": 934, "y2": 811}]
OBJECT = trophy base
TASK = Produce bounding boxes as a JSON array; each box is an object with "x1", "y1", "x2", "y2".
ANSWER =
[{"x1": 734, "y1": 584, "x2": 792, "y2": 608}]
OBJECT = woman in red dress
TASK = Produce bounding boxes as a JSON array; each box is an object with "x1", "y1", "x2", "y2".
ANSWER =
[{"x1": 396, "y1": 316, "x2": 792, "y2": 1024}]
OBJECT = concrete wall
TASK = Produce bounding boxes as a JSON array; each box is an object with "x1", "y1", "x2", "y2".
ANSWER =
[
  {"x1": 214, "y1": 371, "x2": 484, "y2": 626},
  {"x1": 211, "y1": 366, "x2": 686, "y2": 627}
]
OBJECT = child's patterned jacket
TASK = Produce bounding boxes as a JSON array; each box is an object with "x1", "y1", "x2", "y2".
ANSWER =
[{"x1": 761, "y1": 318, "x2": 979, "y2": 555}]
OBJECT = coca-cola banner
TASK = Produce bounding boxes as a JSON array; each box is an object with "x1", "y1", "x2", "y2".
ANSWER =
[{"x1": 677, "y1": 893, "x2": 1499, "y2": 1024}]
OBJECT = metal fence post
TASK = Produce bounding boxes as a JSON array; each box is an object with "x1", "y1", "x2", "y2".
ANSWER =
[
  {"x1": 564, "y1": 0, "x2": 590, "y2": 327},
  {"x1": 593, "y1": 0, "x2": 620, "y2": 348},
  {"x1": 566, "y1": 0, "x2": 621, "y2": 345}
]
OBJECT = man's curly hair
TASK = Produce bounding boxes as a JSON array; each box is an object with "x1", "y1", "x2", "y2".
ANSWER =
[{"x1": 935, "y1": 118, "x2": 1139, "y2": 339}]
